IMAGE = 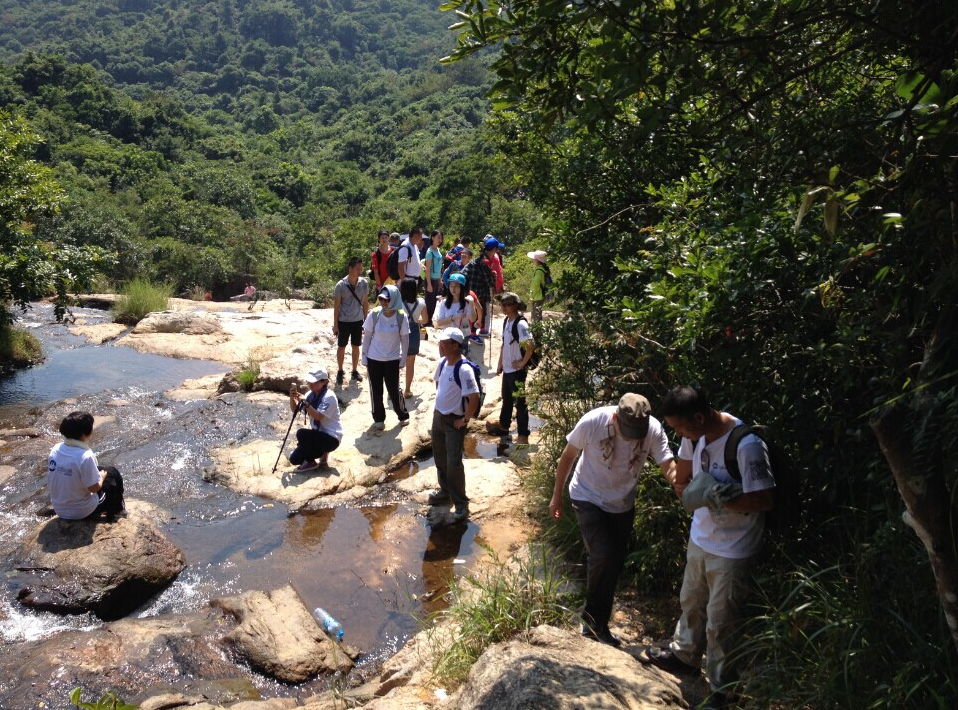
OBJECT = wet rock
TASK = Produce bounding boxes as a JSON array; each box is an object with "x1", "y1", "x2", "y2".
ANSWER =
[
  {"x1": 133, "y1": 311, "x2": 223, "y2": 336},
  {"x1": 14, "y1": 512, "x2": 186, "y2": 619},
  {"x1": 211, "y1": 584, "x2": 353, "y2": 682},
  {"x1": 454, "y1": 625, "x2": 687, "y2": 709},
  {"x1": 70, "y1": 322, "x2": 127, "y2": 344},
  {"x1": 0, "y1": 427, "x2": 41, "y2": 438}
]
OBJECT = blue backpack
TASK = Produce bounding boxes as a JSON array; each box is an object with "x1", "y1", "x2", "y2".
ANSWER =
[{"x1": 437, "y1": 357, "x2": 485, "y2": 412}]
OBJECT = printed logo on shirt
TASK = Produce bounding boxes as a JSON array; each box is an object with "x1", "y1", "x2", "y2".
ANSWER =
[
  {"x1": 48, "y1": 459, "x2": 56, "y2": 472},
  {"x1": 749, "y1": 459, "x2": 772, "y2": 481}
]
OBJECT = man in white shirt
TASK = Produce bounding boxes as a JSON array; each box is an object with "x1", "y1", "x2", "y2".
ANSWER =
[
  {"x1": 643, "y1": 385, "x2": 775, "y2": 710},
  {"x1": 488, "y1": 292, "x2": 534, "y2": 444},
  {"x1": 428, "y1": 327, "x2": 480, "y2": 522},
  {"x1": 550, "y1": 394, "x2": 676, "y2": 646},
  {"x1": 397, "y1": 227, "x2": 424, "y2": 280},
  {"x1": 288, "y1": 368, "x2": 343, "y2": 472}
]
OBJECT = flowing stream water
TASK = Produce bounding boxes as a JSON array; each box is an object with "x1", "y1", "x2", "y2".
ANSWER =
[{"x1": 0, "y1": 303, "x2": 493, "y2": 702}]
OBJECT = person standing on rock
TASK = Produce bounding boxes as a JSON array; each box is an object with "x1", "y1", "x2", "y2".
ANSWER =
[
  {"x1": 486, "y1": 292, "x2": 534, "y2": 445},
  {"x1": 48, "y1": 411, "x2": 125, "y2": 521},
  {"x1": 288, "y1": 368, "x2": 342, "y2": 472},
  {"x1": 428, "y1": 327, "x2": 480, "y2": 523},
  {"x1": 371, "y1": 229, "x2": 393, "y2": 291},
  {"x1": 362, "y1": 285, "x2": 410, "y2": 430},
  {"x1": 641, "y1": 385, "x2": 774, "y2": 710},
  {"x1": 333, "y1": 257, "x2": 370, "y2": 387},
  {"x1": 549, "y1": 394, "x2": 676, "y2": 646}
]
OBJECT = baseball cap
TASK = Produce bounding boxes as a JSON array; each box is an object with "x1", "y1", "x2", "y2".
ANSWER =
[
  {"x1": 438, "y1": 327, "x2": 464, "y2": 344},
  {"x1": 483, "y1": 236, "x2": 502, "y2": 250},
  {"x1": 304, "y1": 368, "x2": 329, "y2": 383},
  {"x1": 617, "y1": 393, "x2": 651, "y2": 440},
  {"x1": 448, "y1": 273, "x2": 466, "y2": 286},
  {"x1": 498, "y1": 292, "x2": 527, "y2": 310}
]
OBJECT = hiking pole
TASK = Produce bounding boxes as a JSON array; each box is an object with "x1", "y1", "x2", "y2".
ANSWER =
[{"x1": 273, "y1": 394, "x2": 305, "y2": 474}]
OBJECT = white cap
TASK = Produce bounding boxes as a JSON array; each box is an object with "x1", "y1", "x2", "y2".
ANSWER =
[
  {"x1": 438, "y1": 327, "x2": 464, "y2": 344},
  {"x1": 527, "y1": 250, "x2": 548, "y2": 262},
  {"x1": 304, "y1": 368, "x2": 329, "y2": 383}
]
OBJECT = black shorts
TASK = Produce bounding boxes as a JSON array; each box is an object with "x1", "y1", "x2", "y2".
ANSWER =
[{"x1": 337, "y1": 320, "x2": 363, "y2": 348}]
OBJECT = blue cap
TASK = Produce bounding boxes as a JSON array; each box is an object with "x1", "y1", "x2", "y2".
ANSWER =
[
  {"x1": 449, "y1": 273, "x2": 466, "y2": 286},
  {"x1": 484, "y1": 236, "x2": 502, "y2": 250}
]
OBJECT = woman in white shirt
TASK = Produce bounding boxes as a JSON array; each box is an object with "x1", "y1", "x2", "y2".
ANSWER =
[
  {"x1": 434, "y1": 273, "x2": 478, "y2": 357},
  {"x1": 362, "y1": 285, "x2": 410, "y2": 430}
]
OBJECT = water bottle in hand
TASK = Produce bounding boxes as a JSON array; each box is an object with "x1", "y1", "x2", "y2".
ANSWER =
[{"x1": 313, "y1": 607, "x2": 344, "y2": 641}]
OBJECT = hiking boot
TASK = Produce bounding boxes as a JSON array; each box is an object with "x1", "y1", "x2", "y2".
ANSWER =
[
  {"x1": 451, "y1": 505, "x2": 469, "y2": 522},
  {"x1": 428, "y1": 490, "x2": 452, "y2": 505},
  {"x1": 485, "y1": 420, "x2": 510, "y2": 436},
  {"x1": 351, "y1": 370, "x2": 363, "y2": 382},
  {"x1": 516, "y1": 435, "x2": 530, "y2": 445},
  {"x1": 336, "y1": 370, "x2": 345, "y2": 386},
  {"x1": 294, "y1": 460, "x2": 320, "y2": 473},
  {"x1": 640, "y1": 646, "x2": 699, "y2": 675},
  {"x1": 581, "y1": 625, "x2": 622, "y2": 648}
]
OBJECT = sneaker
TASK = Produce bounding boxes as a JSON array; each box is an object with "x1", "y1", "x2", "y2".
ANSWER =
[
  {"x1": 581, "y1": 625, "x2": 622, "y2": 648},
  {"x1": 399, "y1": 418, "x2": 410, "y2": 427},
  {"x1": 452, "y1": 505, "x2": 469, "y2": 522},
  {"x1": 294, "y1": 460, "x2": 320, "y2": 473},
  {"x1": 351, "y1": 370, "x2": 363, "y2": 382},
  {"x1": 428, "y1": 490, "x2": 452, "y2": 505},
  {"x1": 478, "y1": 329, "x2": 490, "y2": 337},
  {"x1": 403, "y1": 390, "x2": 413, "y2": 399},
  {"x1": 336, "y1": 370, "x2": 345, "y2": 386},
  {"x1": 468, "y1": 335, "x2": 484, "y2": 345},
  {"x1": 640, "y1": 646, "x2": 699, "y2": 674},
  {"x1": 372, "y1": 421, "x2": 386, "y2": 431}
]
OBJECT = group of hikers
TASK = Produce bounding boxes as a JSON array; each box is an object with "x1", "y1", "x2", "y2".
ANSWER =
[
  {"x1": 44, "y1": 225, "x2": 764, "y2": 708},
  {"x1": 288, "y1": 226, "x2": 546, "y2": 524}
]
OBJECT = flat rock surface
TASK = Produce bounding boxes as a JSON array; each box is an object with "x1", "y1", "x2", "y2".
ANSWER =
[{"x1": 13, "y1": 509, "x2": 186, "y2": 619}]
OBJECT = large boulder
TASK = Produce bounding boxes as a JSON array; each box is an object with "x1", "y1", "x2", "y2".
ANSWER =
[
  {"x1": 133, "y1": 311, "x2": 223, "y2": 335},
  {"x1": 211, "y1": 584, "x2": 354, "y2": 683},
  {"x1": 454, "y1": 625, "x2": 687, "y2": 709},
  {"x1": 14, "y1": 512, "x2": 186, "y2": 619}
]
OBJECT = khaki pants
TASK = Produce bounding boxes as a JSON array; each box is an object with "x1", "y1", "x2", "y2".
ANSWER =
[{"x1": 669, "y1": 539, "x2": 757, "y2": 692}]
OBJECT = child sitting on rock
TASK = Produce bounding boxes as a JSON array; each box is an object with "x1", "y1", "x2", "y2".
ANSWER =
[{"x1": 48, "y1": 411, "x2": 125, "y2": 521}]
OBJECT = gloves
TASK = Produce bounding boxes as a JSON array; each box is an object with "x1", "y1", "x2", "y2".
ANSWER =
[{"x1": 682, "y1": 472, "x2": 743, "y2": 513}]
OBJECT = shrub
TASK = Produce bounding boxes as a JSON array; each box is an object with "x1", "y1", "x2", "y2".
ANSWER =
[
  {"x1": 112, "y1": 278, "x2": 172, "y2": 325},
  {"x1": 307, "y1": 278, "x2": 336, "y2": 308},
  {"x1": 235, "y1": 350, "x2": 261, "y2": 391},
  {"x1": 0, "y1": 322, "x2": 43, "y2": 372}
]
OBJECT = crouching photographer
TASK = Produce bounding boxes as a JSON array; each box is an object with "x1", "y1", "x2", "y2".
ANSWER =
[{"x1": 288, "y1": 369, "x2": 343, "y2": 472}]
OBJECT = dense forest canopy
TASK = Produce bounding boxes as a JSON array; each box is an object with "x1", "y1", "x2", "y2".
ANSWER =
[{"x1": 0, "y1": 0, "x2": 542, "y2": 309}]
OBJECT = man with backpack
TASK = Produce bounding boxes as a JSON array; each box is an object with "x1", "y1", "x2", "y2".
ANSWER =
[
  {"x1": 392, "y1": 227, "x2": 424, "y2": 281},
  {"x1": 428, "y1": 327, "x2": 481, "y2": 523},
  {"x1": 487, "y1": 292, "x2": 534, "y2": 445},
  {"x1": 549, "y1": 394, "x2": 676, "y2": 647},
  {"x1": 371, "y1": 230, "x2": 392, "y2": 291},
  {"x1": 333, "y1": 257, "x2": 369, "y2": 387},
  {"x1": 460, "y1": 245, "x2": 495, "y2": 344},
  {"x1": 643, "y1": 385, "x2": 775, "y2": 710}
]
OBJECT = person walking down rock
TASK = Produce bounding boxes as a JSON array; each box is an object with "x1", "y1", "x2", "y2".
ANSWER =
[
  {"x1": 487, "y1": 292, "x2": 534, "y2": 445},
  {"x1": 333, "y1": 256, "x2": 369, "y2": 387},
  {"x1": 549, "y1": 394, "x2": 676, "y2": 646},
  {"x1": 642, "y1": 385, "x2": 775, "y2": 710},
  {"x1": 288, "y1": 369, "x2": 343, "y2": 472},
  {"x1": 428, "y1": 327, "x2": 480, "y2": 523},
  {"x1": 48, "y1": 411, "x2": 125, "y2": 521},
  {"x1": 362, "y1": 285, "x2": 410, "y2": 431}
]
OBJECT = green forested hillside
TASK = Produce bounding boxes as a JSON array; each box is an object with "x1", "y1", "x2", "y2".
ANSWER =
[{"x1": 0, "y1": 0, "x2": 538, "y2": 303}]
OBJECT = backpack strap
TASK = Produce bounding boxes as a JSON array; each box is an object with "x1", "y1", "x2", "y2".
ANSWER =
[
  {"x1": 723, "y1": 424, "x2": 756, "y2": 483},
  {"x1": 345, "y1": 280, "x2": 365, "y2": 308}
]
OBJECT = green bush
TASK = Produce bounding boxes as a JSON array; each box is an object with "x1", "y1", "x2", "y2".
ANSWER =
[
  {"x1": 236, "y1": 350, "x2": 261, "y2": 391},
  {"x1": 0, "y1": 323, "x2": 43, "y2": 372},
  {"x1": 307, "y1": 278, "x2": 336, "y2": 309},
  {"x1": 112, "y1": 278, "x2": 172, "y2": 325}
]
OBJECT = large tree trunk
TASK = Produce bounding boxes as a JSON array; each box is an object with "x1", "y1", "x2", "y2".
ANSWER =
[{"x1": 871, "y1": 401, "x2": 958, "y2": 652}]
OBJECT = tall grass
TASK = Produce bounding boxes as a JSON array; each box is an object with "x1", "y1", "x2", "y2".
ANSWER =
[
  {"x1": 112, "y1": 278, "x2": 172, "y2": 325},
  {"x1": 235, "y1": 350, "x2": 261, "y2": 391},
  {"x1": 0, "y1": 323, "x2": 43, "y2": 371},
  {"x1": 429, "y1": 545, "x2": 578, "y2": 687}
]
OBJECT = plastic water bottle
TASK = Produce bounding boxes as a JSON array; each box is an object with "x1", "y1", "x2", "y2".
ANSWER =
[{"x1": 313, "y1": 607, "x2": 344, "y2": 641}]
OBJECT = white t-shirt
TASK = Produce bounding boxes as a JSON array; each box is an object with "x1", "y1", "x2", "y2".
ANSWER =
[
  {"x1": 567, "y1": 407, "x2": 674, "y2": 513},
  {"x1": 437, "y1": 300, "x2": 476, "y2": 340},
  {"x1": 363, "y1": 308, "x2": 410, "y2": 362},
  {"x1": 433, "y1": 357, "x2": 480, "y2": 415},
  {"x1": 677, "y1": 414, "x2": 775, "y2": 558},
  {"x1": 397, "y1": 239, "x2": 422, "y2": 278},
  {"x1": 308, "y1": 387, "x2": 343, "y2": 442},
  {"x1": 502, "y1": 316, "x2": 533, "y2": 374},
  {"x1": 48, "y1": 442, "x2": 102, "y2": 519}
]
